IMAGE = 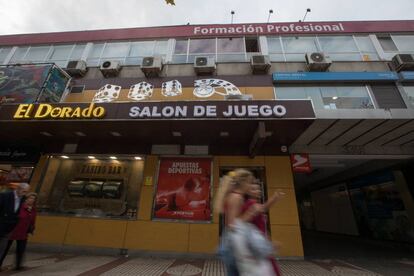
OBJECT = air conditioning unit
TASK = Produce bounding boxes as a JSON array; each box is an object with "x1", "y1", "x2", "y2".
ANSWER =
[
  {"x1": 100, "y1": 60, "x2": 122, "y2": 78},
  {"x1": 65, "y1": 60, "x2": 87, "y2": 77},
  {"x1": 305, "y1": 52, "x2": 332, "y2": 72},
  {"x1": 141, "y1": 56, "x2": 163, "y2": 77},
  {"x1": 391, "y1": 54, "x2": 414, "y2": 72},
  {"x1": 194, "y1": 56, "x2": 216, "y2": 75},
  {"x1": 250, "y1": 55, "x2": 271, "y2": 74}
]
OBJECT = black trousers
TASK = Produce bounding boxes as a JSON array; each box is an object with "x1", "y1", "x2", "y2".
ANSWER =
[{"x1": 0, "y1": 239, "x2": 27, "y2": 269}]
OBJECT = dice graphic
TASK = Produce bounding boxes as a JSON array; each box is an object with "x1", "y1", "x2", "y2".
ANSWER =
[
  {"x1": 92, "y1": 84, "x2": 121, "y2": 103},
  {"x1": 128, "y1": 82, "x2": 154, "y2": 101},
  {"x1": 161, "y1": 80, "x2": 182, "y2": 97}
]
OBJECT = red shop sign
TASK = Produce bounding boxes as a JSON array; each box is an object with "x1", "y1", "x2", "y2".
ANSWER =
[{"x1": 291, "y1": 154, "x2": 312, "y2": 173}]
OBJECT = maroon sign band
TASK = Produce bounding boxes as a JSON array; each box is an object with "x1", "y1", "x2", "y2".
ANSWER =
[{"x1": 1, "y1": 20, "x2": 414, "y2": 46}]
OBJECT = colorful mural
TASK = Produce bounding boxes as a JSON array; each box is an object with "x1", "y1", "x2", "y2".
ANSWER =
[{"x1": 0, "y1": 64, "x2": 69, "y2": 104}]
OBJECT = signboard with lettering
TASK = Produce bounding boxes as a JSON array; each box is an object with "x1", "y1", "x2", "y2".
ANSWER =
[
  {"x1": 273, "y1": 72, "x2": 399, "y2": 83},
  {"x1": 0, "y1": 100, "x2": 315, "y2": 121},
  {"x1": 0, "y1": 146, "x2": 40, "y2": 163},
  {"x1": 1, "y1": 21, "x2": 414, "y2": 45}
]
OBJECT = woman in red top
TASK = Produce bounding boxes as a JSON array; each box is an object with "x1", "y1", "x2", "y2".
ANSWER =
[
  {"x1": 0, "y1": 192, "x2": 37, "y2": 271},
  {"x1": 242, "y1": 183, "x2": 285, "y2": 276}
]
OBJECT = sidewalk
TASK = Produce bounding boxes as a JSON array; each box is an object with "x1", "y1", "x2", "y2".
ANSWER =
[{"x1": 1, "y1": 251, "x2": 414, "y2": 275}]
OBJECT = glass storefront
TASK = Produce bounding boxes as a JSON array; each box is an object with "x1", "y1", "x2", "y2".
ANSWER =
[
  {"x1": 348, "y1": 170, "x2": 414, "y2": 243},
  {"x1": 35, "y1": 155, "x2": 144, "y2": 219}
]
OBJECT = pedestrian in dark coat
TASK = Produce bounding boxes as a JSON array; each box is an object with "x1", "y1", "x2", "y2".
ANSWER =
[
  {"x1": 0, "y1": 192, "x2": 36, "y2": 270},
  {"x1": 0, "y1": 183, "x2": 30, "y2": 271}
]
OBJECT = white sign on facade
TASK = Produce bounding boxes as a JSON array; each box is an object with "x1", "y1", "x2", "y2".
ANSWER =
[
  {"x1": 92, "y1": 79, "x2": 243, "y2": 102},
  {"x1": 193, "y1": 79, "x2": 241, "y2": 98}
]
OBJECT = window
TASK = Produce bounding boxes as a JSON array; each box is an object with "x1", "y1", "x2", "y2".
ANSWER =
[
  {"x1": 86, "y1": 43, "x2": 104, "y2": 66},
  {"x1": 173, "y1": 37, "x2": 248, "y2": 63},
  {"x1": 402, "y1": 86, "x2": 414, "y2": 107},
  {"x1": 267, "y1": 37, "x2": 284, "y2": 61},
  {"x1": 47, "y1": 44, "x2": 86, "y2": 68},
  {"x1": 377, "y1": 36, "x2": 398, "y2": 52},
  {"x1": 217, "y1": 37, "x2": 245, "y2": 62},
  {"x1": 318, "y1": 36, "x2": 361, "y2": 61},
  {"x1": 9, "y1": 47, "x2": 29, "y2": 63},
  {"x1": 172, "y1": 39, "x2": 189, "y2": 63},
  {"x1": 126, "y1": 40, "x2": 168, "y2": 65},
  {"x1": 101, "y1": 42, "x2": 130, "y2": 63},
  {"x1": 188, "y1": 38, "x2": 216, "y2": 63},
  {"x1": 36, "y1": 155, "x2": 144, "y2": 219},
  {"x1": 276, "y1": 86, "x2": 374, "y2": 109},
  {"x1": 24, "y1": 46, "x2": 50, "y2": 63},
  {"x1": 392, "y1": 35, "x2": 414, "y2": 52},
  {"x1": 282, "y1": 37, "x2": 318, "y2": 61},
  {"x1": 355, "y1": 36, "x2": 379, "y2": 61},
  {"x1": 0, "y1": 47, "x2": 12, "y2": 64}
]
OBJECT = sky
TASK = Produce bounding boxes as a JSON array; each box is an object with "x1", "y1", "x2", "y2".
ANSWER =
[{"x1": 0, "y1": 0, "x2": 413, "y2": 35}]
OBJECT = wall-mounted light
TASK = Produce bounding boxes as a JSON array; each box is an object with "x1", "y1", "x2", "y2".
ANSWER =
[
  {"x1": 40, "y1": 131, "x2": 52, "y2": 136},
  {"x1": 134, "y1": 156, "x2": 143, "y2": 160},
  {"x1": 88, "y1": 156, "x2": 96, "y2": 159},
  {"x1": 61, "y1": 155, "x2": 69, "y2": 159},
  {"x1": 110, "y1": 156, "x2": 117, "y2": 160},
  {"x1": 110, "y1": 132, "x2": 122, "y2": 137}
]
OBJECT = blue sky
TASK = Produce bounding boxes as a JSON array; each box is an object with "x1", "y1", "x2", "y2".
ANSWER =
[{"x1": 0, "y1": 0, "x2": 413, "y2": 35}]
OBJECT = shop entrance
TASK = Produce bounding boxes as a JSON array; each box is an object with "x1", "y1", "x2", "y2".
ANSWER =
[
  {"x1": 218, "y1": 167, "x2": 268, "y2": 236},
  {"x1": 294, "y1": 155, "x2": 414, "y2": 258}
]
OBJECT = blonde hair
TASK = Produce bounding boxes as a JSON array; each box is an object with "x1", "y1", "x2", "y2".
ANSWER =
[{"x1": 214, "y1": 169, "x2": 253, "y2": 214}]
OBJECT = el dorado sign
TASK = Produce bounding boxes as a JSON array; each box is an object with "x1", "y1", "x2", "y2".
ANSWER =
[
  {"x1": 1, "y1": 100, "x2": 315, "y2": 121},
  {"x1": 13, "y1": 103, "x2": 106, "y2": 119}
]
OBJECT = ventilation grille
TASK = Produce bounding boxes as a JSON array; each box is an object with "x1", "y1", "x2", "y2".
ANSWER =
[
  {"x1": 399, "y1": 54, "x2": 414, "y2": 63},
  {"x1": 142, "y1": 57, "x2": 154, "y2": 67},
  {"x1": 252, "y1": 55, "x2": 265, "y2": 64},
  {"x1": 69, "y1": 85, "x2": 85, "y2": 94},
  {"x1": 310, "y1": 52, "x2": 325, "y2": 62},
  {"x1": 195, "y1": 57, "x2": 208, "y2": 66}
]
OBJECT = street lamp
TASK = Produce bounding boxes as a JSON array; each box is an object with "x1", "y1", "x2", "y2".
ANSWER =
[
  {"x1": 267, "y1": 9, "x2": 274, "y2": 23},
  {"x1": 302, "y1": 8, "x2": 311, "y2": 22}
]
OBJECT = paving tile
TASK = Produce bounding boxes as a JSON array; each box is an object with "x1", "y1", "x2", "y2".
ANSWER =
[
  {"x1": 202, "y1": 259, "x2": 225, "y2": 276},
  {"x1": 101, "y1": 258, "x2": 175, "y2": 276},
  {"x1": 11, "y1": 256, "x2": 115, "y2": 276}
]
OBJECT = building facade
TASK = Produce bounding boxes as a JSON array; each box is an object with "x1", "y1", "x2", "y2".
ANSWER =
[{"x1": 1, "y1": 20, "x2": 414, "y2": 258}]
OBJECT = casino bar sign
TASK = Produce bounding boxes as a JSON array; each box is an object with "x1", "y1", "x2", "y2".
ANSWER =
[{"x1": 0, "y1": 100, "x2": 315, "y2": 121}]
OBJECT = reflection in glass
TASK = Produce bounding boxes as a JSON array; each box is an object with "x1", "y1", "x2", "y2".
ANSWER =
[
  {"x1": 101, "y1": 42, "x2": 130, "y2": 59},
  {"x1": 319, "y1": 36, "x2": 358, "y2": 52},
  {"x1": 392, "y1": 35, "x2": 414, "y2": 52},
  {"x1": 276, "y1": 86, "x2": 374, "y2": 109},
  {"x1": 174, "y1": 40, "x2": 188, "y2": 54},
  {"x1": 282, "y1": 37, "x2": 318, "y2": 53},
  {"x1": 217, "y1": 38, "x2": 244, "y2": 53},
  {"x1": 189, "y1": 39, "x2": 216, "y2": 53}
]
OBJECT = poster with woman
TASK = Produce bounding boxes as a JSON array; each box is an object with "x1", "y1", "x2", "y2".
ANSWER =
[{"x1": 153, "y1": 158, "x2": 212, "y2": 221}]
